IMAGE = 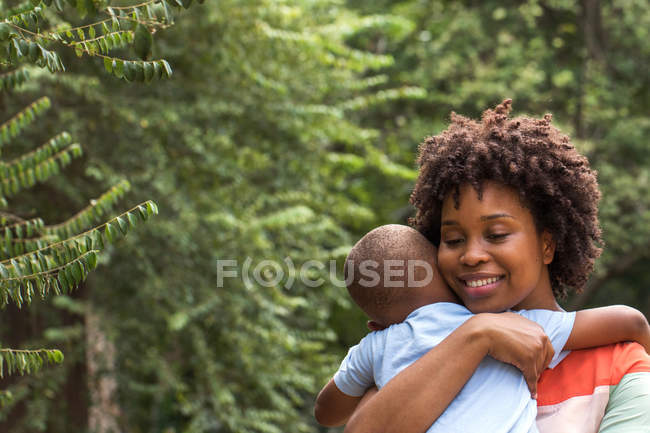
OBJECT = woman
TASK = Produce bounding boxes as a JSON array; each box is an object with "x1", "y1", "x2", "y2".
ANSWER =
[{"x1": 344, "y1": 100, "x2": 650, "y2": 433}]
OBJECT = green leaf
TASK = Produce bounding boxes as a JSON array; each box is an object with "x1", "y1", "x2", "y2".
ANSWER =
[
  {"x1": 105, "y1": 33, "x2": 113, "y2": 50},
  {"x1": 73, "y1": 261, "x2": 83, "y2": 283},
  {"x1": 98, "y1": 38, "x2": 107, "y2": 54},
  {"x1": 51, "y1": 350, "x2": 64, "y2": 363},
  {"x1": 93, "y1": 230, "x2": 104, "y2": 250},
  {"x1": 127, "y1": 212, "x2": 138, "y2": 227},
  {"x1": 124, "y1": 61, "x2": 136, "y2": 81},
  {"x1": 135, "y1": 62, "x2": 145, "y2": 82},
  {"x1": 138, "y1": 205, "x2": 148, "y2": 221},
  {"x1": 146, "y1": 201, "x2": 158, "y2": 216},
  {"x1": 104, "y1": 223, "x2": 113, "y2": 243},
  {"x1": 0, "y1": 23, "x2": 11, "y2": 42},
  {"x1": 10, "y1": 39, "x2": 23, "y2": 60},
  {"x1": 57, "y1": 270, "x2": 68, "y2": 292},
  {"x1": 116, "y1": 216, "x2": 127, "y2": 234},
  {"x1": 143, "y1": 61, "x2": 154, "y2": 82},
  {"x1": 153, "y1": 61, "x2": 163, "y2": 80},
  {"x1": 10, "y1": 259, "x2": 22, "y2": 277},
  {"x1": 112, "y1": 59, "x2": 123, "y2": 79},
  {"x1": 160, "y1": 60, "x2": 172, "y2": 78},
  {"x1": 87, "y1": 251, "x2": 97, "y2": 270},
  {"x1": 104, "y1": 57, "x2": 113, "y2": 73},
  {"x1": 162, "y1": 1, "x2": 172, "y2": 23},
  {"x1": 64, "y1": 264, "x2": 75, "y2": 287},
  {"x1": 28, "y1": 42, "x2": 39, "y2": 62},
  {"x1": 134, "y1": 24, "x2": 153, "y2": 60}
]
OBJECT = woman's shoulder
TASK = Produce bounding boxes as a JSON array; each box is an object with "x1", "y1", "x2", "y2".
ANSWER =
[
  {"x1": 536, "y1": 343, "x2": 650, "y2": 432},
  {"x1": 537, "y1": 342, "x2": 650, "y2": 405}
]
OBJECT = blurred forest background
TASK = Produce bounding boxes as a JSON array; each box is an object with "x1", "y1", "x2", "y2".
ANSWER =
[{"x1": 0, "y1": 0, "x2": 648, "y2": 432}]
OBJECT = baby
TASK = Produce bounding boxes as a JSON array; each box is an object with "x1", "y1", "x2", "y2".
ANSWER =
[{"x1": 315, "y1": 224, "x2": 650, "y2": 432}]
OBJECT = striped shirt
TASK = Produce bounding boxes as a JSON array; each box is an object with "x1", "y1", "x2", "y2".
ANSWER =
[{"x1": 536, "y1": 342, "x2": 650, "y2": 432}]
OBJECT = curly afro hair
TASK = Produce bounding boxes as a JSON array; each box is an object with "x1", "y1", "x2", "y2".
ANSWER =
[{"x1": 409, "y1": 99, "x2": 602, "y2": 299}]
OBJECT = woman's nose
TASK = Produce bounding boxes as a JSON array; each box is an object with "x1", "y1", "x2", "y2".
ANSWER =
[{"x1": 460, "y1": 240, "x2": 489, "y2": 266}]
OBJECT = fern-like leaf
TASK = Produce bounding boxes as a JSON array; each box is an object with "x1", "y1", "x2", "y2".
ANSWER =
[
  {"x1": 44, "y1": 180, "x2": 131, "y2": 239},
  {"x1": 0, "y1": 132, "x2": 72, "y2": 173},
  {"x1": 0, "y1": 201, "x2": 157, "y2": 307},
  {"x1": 0, "y1": 143, "x2": 82, "y2": 199},
  {"x1": 0, "y1": 67, "x2": 29, "y2": 91},
  {"x1": 0, "y1": 97, "x2": 51, "y2": 151},
  {"x1": 0, "y1": 348, "x2": 63, "y2": 378}
]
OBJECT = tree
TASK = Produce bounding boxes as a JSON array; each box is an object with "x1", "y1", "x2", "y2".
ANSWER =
[
  {"x1": 2, "y1": 1, "x2": 426, "y2": 431},
  {"x1": 3, "y1": 0, "x2": 645, "y2": 432},
  {"x1": 0, "y1": 0, "x2": 198, "y2": 428}
]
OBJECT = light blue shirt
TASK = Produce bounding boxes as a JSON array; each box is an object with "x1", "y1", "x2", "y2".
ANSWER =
[{"x1": 333, "y1": 303, "x2": 575, "y2": 433}]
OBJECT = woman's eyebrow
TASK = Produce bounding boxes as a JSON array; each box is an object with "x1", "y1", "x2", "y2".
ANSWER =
[
  {"x1": 441, "y1": 214, "x2": 515, "y2": 226},
  {"x1": 480, "y1": 213, "x2": 515, "y2": 221}
]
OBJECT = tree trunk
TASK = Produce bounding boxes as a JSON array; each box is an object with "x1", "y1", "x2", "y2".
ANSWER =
[{"x1": 86, "y1": 305, "x2": 123, "y2": 433}]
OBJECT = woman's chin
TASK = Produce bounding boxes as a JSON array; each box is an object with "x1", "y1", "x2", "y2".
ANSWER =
[{"x1": 461, "y1": 296, "x2": 511, "y2": 314}]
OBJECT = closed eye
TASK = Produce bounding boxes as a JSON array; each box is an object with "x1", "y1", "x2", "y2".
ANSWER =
[
  {"x1": 443, "y1": 238, "x2": 464, "y2": 246},
  {"x1": 487, "y1": 233, "x2": 509, "y2": 241}
]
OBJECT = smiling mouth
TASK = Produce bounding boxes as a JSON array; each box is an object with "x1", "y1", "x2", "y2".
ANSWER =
[{"x1": 461, "y1": 276, "x2": 505, "y2": 288}]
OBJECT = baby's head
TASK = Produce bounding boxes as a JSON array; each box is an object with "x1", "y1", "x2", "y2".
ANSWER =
[{"x1": 344, "y1": 224, "x2": 458, "y2": 327}]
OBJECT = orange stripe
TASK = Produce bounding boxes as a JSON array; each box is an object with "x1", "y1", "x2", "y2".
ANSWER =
[{"x1": 537, "y1": 342, "x2": 650, "y2": 406}]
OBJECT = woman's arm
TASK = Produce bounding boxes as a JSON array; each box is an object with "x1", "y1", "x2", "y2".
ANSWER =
[{"x1": 344, "y1": 312, "x2": 555, "y2": 433}]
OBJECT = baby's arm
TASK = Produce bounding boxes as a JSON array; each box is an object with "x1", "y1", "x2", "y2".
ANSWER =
[
  {"x1": 315, "y1": 339, "x2": 376, "y2": 427},
  {"x1": 565, "y1": 305, "x2": 650, "y2": 353},
  {"x1": 315, "y1": 379, "x2": 364, "y2": 427}
]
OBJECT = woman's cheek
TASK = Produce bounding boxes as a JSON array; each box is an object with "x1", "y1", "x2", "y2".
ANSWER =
[{"x1": 436, "y1": 247, "x2": 456, "y2": 286}]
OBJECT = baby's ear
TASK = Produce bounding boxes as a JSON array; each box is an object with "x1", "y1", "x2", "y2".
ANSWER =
[
  {"x1": 542, "y1": 230, "x2": 556, "y2": 264},
  {"x1": 366, "y1": 320, "x2": 387, "y2": 331}
]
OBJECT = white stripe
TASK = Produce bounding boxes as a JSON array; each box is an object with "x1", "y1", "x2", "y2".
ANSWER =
[{"x1": 536, "y1": 385, "x2": 610, "y2": 433}]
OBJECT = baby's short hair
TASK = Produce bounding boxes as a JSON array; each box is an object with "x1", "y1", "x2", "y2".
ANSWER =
[{"x1": 344, "y1": 224, "x2": 437, "y2": 316}]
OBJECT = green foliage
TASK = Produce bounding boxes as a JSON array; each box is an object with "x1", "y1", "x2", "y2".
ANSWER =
[
  {"x1": 0, "y1": 0, "x2": 646, "y2": 432},
  {"x1": 0, "y1": 67, "x2": 29, "y2": 90},
  {"x1": 0, "y1": 0, "x2": 182, "y2": 82},
  {"x1": 0, "y1": 80, "x2": 158, "y2": 311},
  {"x1": 22, "y1": 1, "x2": 425, "y2": 431},
  {"x1": 0, "y1": 199, "x2": 156, "y2": 308},
  {"x1": 0, "y1": 97, "x2": 50, "y2": 152},
  {"x1": 0, "y1": 0, "x2": 178, "y2": 417},
  {"x1": 0, "y1": 348, "x2": 63, "y2": 378}
]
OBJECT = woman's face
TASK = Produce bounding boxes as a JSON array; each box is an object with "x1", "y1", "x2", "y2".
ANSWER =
[{"x1": 437, "y1": 182, "x2": 558, "y2": 313}]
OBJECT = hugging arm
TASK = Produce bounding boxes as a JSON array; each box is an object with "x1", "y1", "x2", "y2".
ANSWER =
[
  {"x1": 314, "y1": 379, "x2": 363, "y2": 427},
  {"x1": 344, "y1": 313, "x2": 554, "y2": 433},
  {"x1": 566, "y1": 305, "x2": 650, "y2": 353}
]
